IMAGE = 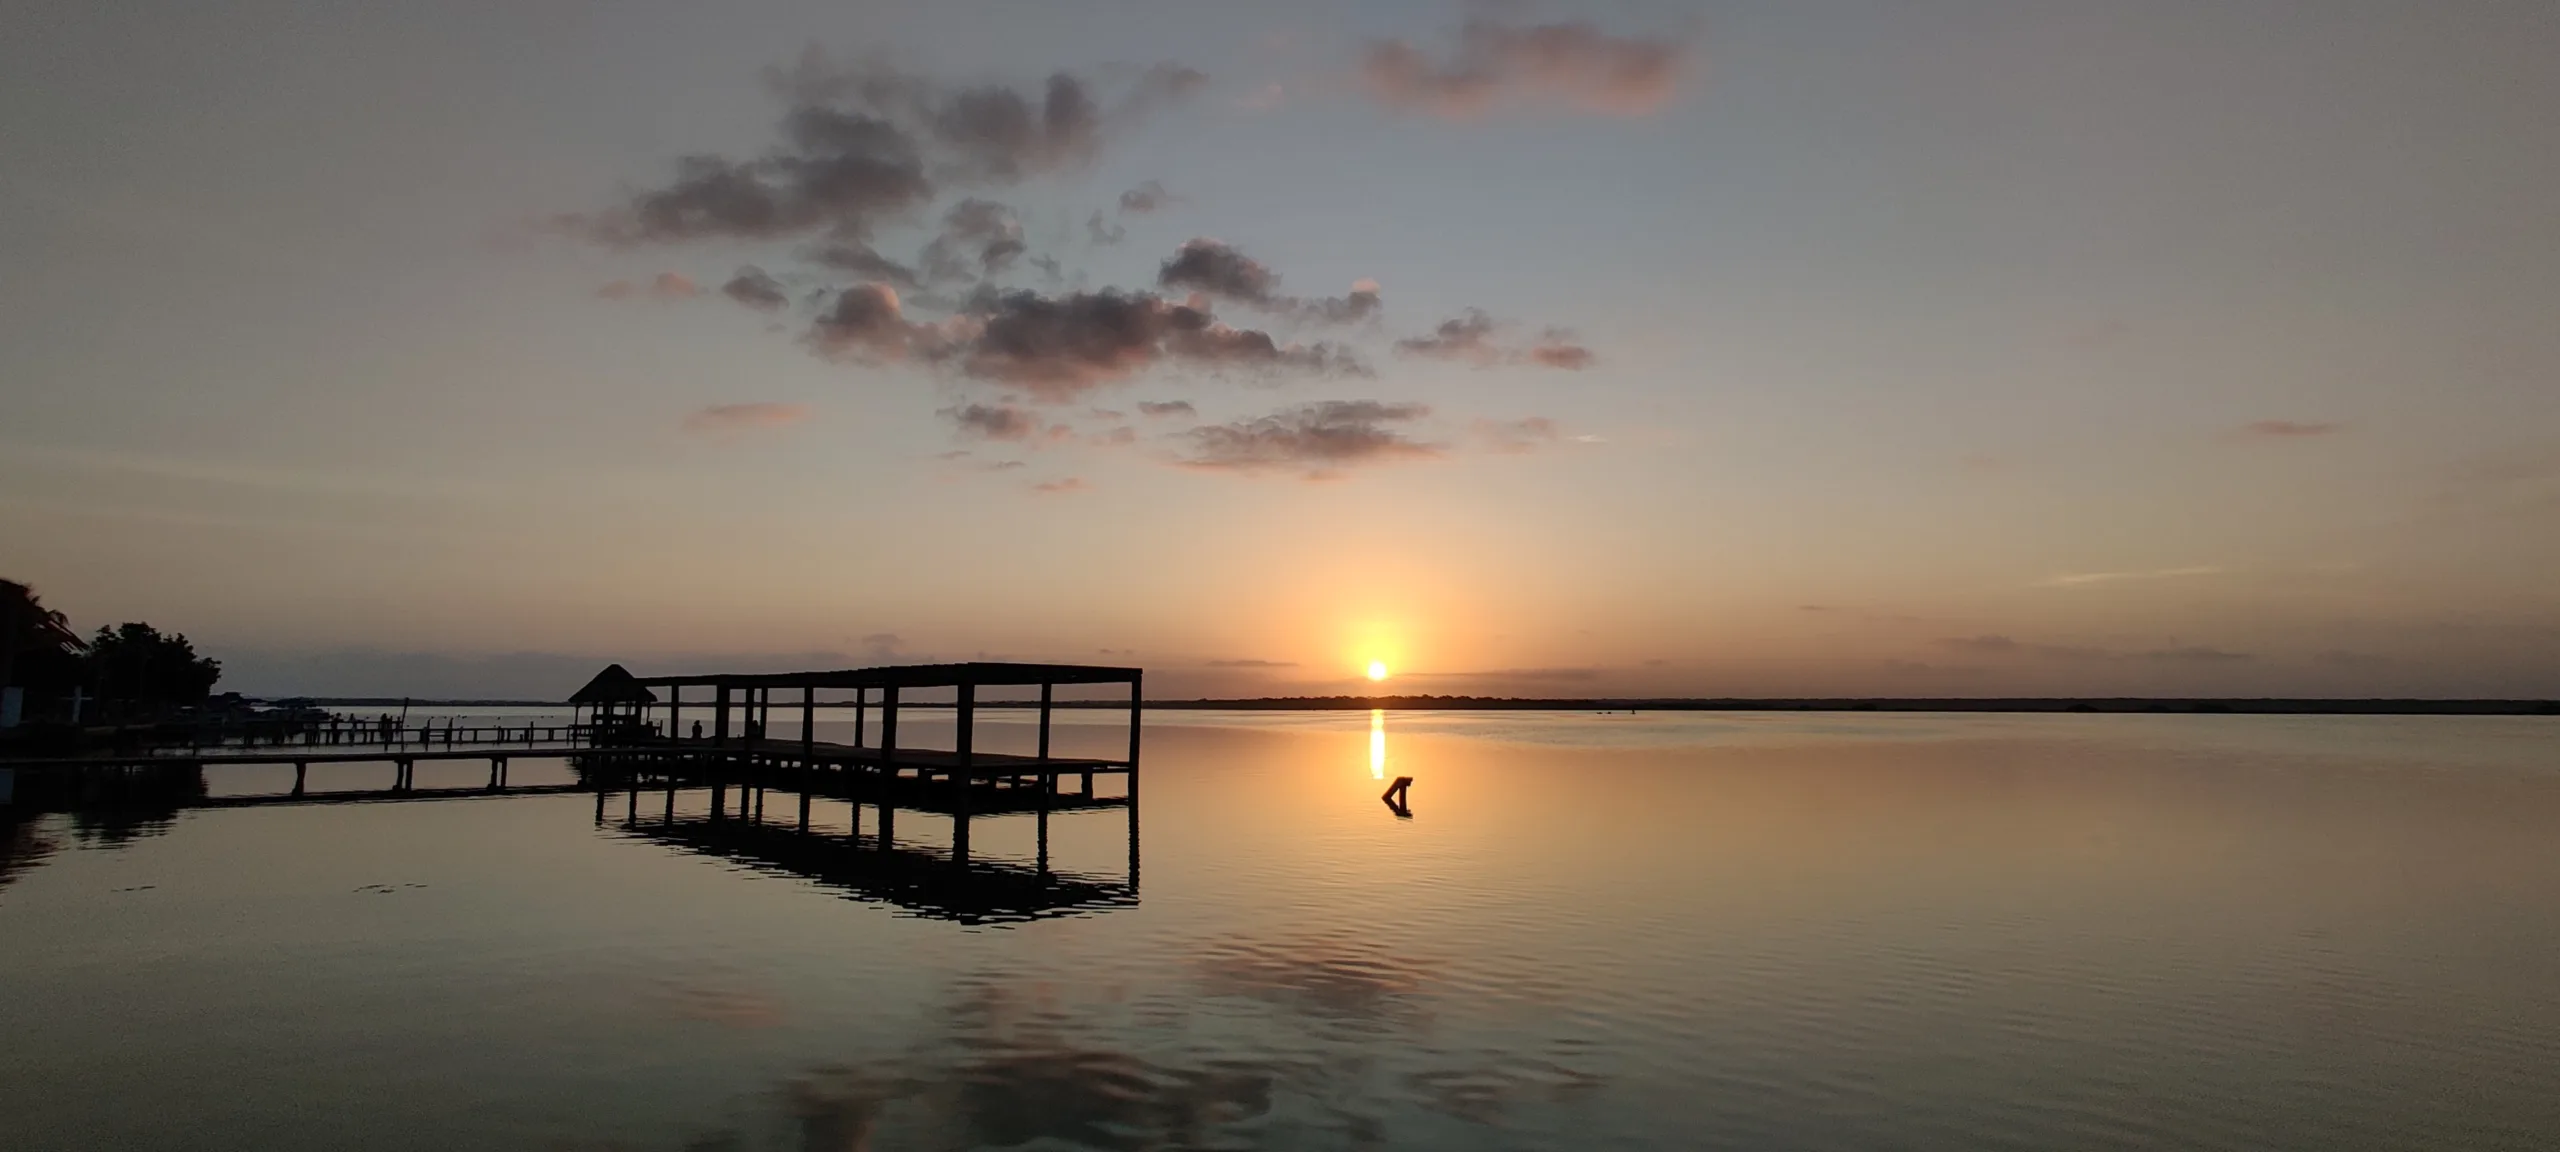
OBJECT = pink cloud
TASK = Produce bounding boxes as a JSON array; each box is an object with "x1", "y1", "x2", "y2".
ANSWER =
[{"x1": 1363, "y1": 18, "x2": 1689, "y2": 118}]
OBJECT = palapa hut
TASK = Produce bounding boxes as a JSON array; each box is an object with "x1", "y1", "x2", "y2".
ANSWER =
[{"x1": 568, "y1": 663, "x2": 657, "y2": 732}]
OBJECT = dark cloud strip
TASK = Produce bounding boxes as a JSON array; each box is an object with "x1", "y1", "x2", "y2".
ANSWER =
[
  {"x1": 1157, "y1": 239, "x2": 1380, "y2": 326},
  {"x1": 566, "y1": 53, "x2": 1204, "y2": 248},
  {"x1": 1179, "y1": 400, "x2": 1441, "y2": 477},
  {"x1": 1398, "y1": 309, "x2": 1593, "y2": 369}
]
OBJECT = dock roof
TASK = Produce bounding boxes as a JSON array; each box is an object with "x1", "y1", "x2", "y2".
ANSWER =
[
  {"x1": 569, "y1": 663, "x2": 660, "y2": 704},
  {"x1": 626, "y1": 661, "x2": 1140, "y2": 691}
]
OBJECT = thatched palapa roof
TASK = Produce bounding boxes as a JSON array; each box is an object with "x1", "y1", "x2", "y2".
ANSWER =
[{"x1": 569, "y1": 663, "x2": 658, "y2": 705}]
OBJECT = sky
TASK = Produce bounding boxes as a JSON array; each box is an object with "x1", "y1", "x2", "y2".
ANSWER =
[{"x1": 3, "y1": 1, "x2": 2557, "y2": 700}]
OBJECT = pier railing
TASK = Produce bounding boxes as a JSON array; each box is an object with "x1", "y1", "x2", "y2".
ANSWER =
[{"x1": 172, "y1": 722, "x2": 597, "y2": 755}]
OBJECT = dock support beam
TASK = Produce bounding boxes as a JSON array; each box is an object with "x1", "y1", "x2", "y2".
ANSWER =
[
  {"x1": 878, "y1": 686, "x2": 898, "y2": 853},
  {"x1": 953, "y1": 681, "x2": 975, "y2": 868},
  {"x1": 1128, "y1": 670, "x2": 1142, "y2": 802},
  {"x1": 1038, "y1": 682, "x2": 1052, "y2": 762}
]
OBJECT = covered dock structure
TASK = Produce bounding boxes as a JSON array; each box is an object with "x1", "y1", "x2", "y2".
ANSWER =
[{"x1": 581, "y1": 660, "x2": 1144, "y2": 890}]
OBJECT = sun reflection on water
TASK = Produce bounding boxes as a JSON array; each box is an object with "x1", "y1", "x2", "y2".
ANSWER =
[{"x1": 1370, "y1": 708, "x2": 1387, "y2": 780}]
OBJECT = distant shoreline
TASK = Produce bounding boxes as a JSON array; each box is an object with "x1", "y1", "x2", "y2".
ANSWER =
[{"x1": 283, "y1": 696, "x2": 2560, "y2": 716}]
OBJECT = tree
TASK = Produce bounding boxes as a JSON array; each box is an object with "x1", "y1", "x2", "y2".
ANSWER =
[
  {"x1": 85, "y1": 623, "x2": 222, "y2": 712},
  {"x1": 2, "y1": 580, "x2": 87, "y2": 699}
]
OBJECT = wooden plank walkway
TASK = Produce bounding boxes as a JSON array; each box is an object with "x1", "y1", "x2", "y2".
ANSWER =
[{"x1": 616, "y1": 735, "x2": 1127, "y2": 778}]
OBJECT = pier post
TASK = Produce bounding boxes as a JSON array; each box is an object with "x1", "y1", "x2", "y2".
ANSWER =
[
  {"x1": 667, "y1": 684, "x2": 681, "y2": 744},
  {"x1": 715, "y1": 685, "x2": 731, "y2": 748},
  {"x1": 1038, "y1": 682, "x2": 1052, "y2": 762},
  {"x1": 801, "y1": 685, "x2": 814, "y2": 764},
  {"x1": 954, "y1": 680, "x2": 975, "y2": 867},
  {"x1": 854, "y1": 687, "x2": 866, "y2": 748},
  {"x1": 293, "y1": 761, "x2": 306, "y2": 797},
  {"x1": 879, "y1": 686, "x2": 898, "y2": 852},
  {"x1": 1127, "y1": 670, "x2": 1142, "y2": 804}
]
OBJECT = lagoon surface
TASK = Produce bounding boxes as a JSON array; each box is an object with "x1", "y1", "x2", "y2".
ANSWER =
[{"x1": 4, "y1": 711, "x2": 2558, "y2": 1149}]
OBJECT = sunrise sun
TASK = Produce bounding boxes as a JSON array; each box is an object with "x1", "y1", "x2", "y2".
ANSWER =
[{"x1": 1367, "y1": 661, "x2": 1390, "y2": 682}]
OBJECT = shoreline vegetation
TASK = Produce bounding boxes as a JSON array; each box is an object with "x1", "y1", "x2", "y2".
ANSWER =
[{"x1": 284, "y1": 695, "x2": 2560, "y2": 716}]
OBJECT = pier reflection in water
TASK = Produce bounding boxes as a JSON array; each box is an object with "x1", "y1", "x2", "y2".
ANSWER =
[{"x1": 5, "y1": 713, "x2": 2560, "y2": 1150}]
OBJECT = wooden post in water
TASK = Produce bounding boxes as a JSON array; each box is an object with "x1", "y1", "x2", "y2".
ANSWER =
[
  {"x1": 1038, "y1": 682, "x2": 1053, "y2": 762},
  {"x1": 877, "y1": 685, "x2": 899, "y2": 852},
  {"x1": 953, "y1": 680, "x2": 975, "y2": 867},
  {"x1": 853, "y1": 687, "x2": 866, "y2": 748},
  {"x1": 1127, "y1": 670, "x2": 1143, "y2": 803}
]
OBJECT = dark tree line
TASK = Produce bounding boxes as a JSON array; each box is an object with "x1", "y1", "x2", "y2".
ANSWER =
[
  {"x1": 4, "y1": 581, "x2": 222, "y2": 719},
  {"x1": 84, "y1": 623, "x2": 222, "y2": 709}
]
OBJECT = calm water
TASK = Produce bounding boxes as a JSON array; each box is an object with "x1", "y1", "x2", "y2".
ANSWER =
[{"x1": 3, "y1": 711, "x2": 2558, "y2": 1149}]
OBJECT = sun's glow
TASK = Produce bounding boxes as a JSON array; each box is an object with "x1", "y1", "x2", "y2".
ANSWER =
[
  {"x1": 1370, "y1": 708, "x2": 1387, "y2": 779},
  {"x1": 1367, "y1": 660, "x2": 1389, "y2": 681}
]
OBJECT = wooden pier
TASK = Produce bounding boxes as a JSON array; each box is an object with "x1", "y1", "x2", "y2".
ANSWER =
[{"x1": 2, "y1": 660, "x2": 1149, "y2": 923}]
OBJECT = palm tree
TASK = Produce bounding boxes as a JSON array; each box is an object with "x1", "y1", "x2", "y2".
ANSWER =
[{"x1": 2, "y1": 580, "x2": 87, "y2": 705}]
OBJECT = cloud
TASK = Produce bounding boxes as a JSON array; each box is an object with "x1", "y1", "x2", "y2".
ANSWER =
[
  {"x1": 804, "y1": 241, "x2": 920, "y2": 287},
  {"x1": 942, "y1": 402, "x2": 1038, "y2": 441},
  {"x1": 1473, "y1": 416, "x2": 1562, "y2": 453},
  {"x1": 918, "y1": 198, "x2": 1025, "y2": 283},
  {"x1": 683, "y1": 402, "x2": 811, "y2": 433},
  {"x1": 720, "y1": 266, "x2": 790, "y2": 311},
  {"x1": 1396, "y1": 309, "x2": 1500, "y2": 363},
  {"x1": 1397, "y1": 310, "x2": 1593, "y2": 369},
  {"x1": 2238, "y1": 420, "x2": 2345, "y2": 438},
  {"x1": 934, "y1": 288, "x2": 1364, "y2": 401},
  {"x1": 2040, "y1": 565, "x2": 2223, "y2": 588},
  {"x1": 1137, "y1": 400, "x2": 1196, "y2": 418},
  {"x1": 1178, "y1": 400, "x2": 1441, "y2": 477},
  {"x1": 1117, "y1": 180, "x2": 1172, "y2": 213},
  {"x1": 1523, "y1": 330, "x2": 1595, "y2": 369},
  {"x1": 805, "y1": 283, "x2": 922, "y2": 360},
  {"x1": 1031, "y1": 477, "x2": 1090, "y2": 494},
  {"x1": 565, "y1": 51, "x2": 1204, "y2": 247},
  {"x1": 1156, "y1": 238, "x2": 1380, "y2": 325},
  {"x1": 1361, "y1": 18, "x2": 1688, "y2": 118},
  {"x1": 598, "y1": 271, "x2": 701, "y2": 301},
  {"x1": 1158, "y1": 238, "x2": 1279, "y2": 303},
  {"x1": 1086, "y1": 211, "x2": 1126, "y2": 245},
  {"x1": 1935, "y1": 634, "x2": 2019, "y2": 653},
  {"x1": 1207, "y1": 658, "x2": 1296, "y2": 668}
]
